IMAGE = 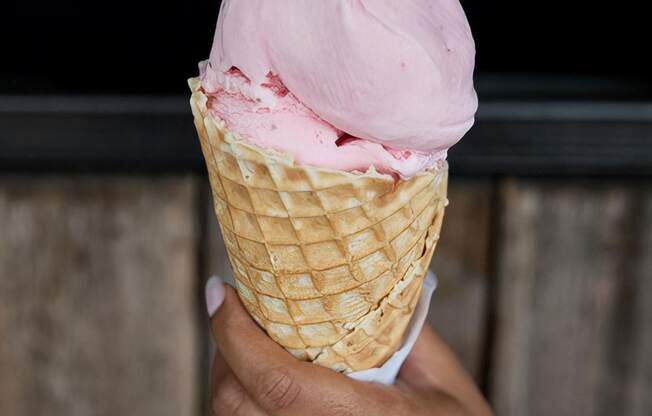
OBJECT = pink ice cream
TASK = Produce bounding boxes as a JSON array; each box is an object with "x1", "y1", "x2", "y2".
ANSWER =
[{"x1": 200, "y1": 0, "x2": 477, "y2": 178}]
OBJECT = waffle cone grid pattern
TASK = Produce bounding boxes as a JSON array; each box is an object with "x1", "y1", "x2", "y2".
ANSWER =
[{"x1": 190, "y1": 79, "x2": 448, "y2": 372}]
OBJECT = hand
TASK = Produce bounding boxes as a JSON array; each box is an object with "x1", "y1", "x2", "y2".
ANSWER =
[{"x1": 205, "y1": 276, "x2": 493, "y2": 416}]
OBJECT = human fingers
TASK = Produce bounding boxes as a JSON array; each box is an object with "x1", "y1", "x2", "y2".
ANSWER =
[
  {"x1": 212, "y1": 367, "x2": 268, "y2": 416},
  {"x1": 206, "y1": 277, "x2": 412, "y2": 416},
  {"x1": 398, "y1": 324, "x2": 493, "y2": 416}
]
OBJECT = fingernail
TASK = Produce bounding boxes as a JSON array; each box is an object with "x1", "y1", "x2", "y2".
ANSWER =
[{"x1": 205, "y1": 276, "x2": 226, "y2": 317}]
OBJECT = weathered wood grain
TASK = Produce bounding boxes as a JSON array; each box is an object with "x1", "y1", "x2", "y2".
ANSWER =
[
  {"x1": 0, "y1": 176, "x2": 200, "y2": 416},
  {"x1": 604, "y1": 187, "x2": 652, "y2": 416},
  {"x1": 199, "y1": 187, "x2": 234, "y2": 415},
  {"x1": 490, "y1": 179, "x2": 652, "y2": 416},
  {"x1": 427, "y1": 180, "x2": 493, "y2": 382}
]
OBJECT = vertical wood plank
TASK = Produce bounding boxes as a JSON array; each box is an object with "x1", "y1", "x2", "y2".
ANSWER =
[
  {"x1": 428, "y1": 179, "x2": 493, "y2": 381},
  {"x1": 490, "y1": 179, "x2": 652, "y2": 416},
  {"x1": 199, "y1": 187, "x2": 233, "y2": 415},
  {"x1": 604, "y1": 188, "x2": 652, "y2": 416},
  {"x1": 0, "y1": 176, "x2": 200, "y2": 416}
]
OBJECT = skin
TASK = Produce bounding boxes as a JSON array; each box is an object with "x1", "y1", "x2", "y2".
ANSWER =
[{"x1": 209, "y1": 285, "x2": 493, "y2": 416}]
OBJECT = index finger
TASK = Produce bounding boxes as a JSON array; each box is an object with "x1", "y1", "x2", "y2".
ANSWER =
[
  {"x1": 211, "y1": 286, "x2": 299, "y2": 391},
  {"x1": 211, "y1": 349, "x2": 268, "y2": 416}
]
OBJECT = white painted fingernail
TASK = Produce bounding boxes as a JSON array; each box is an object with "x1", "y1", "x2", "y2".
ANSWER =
[{"x1": 205, "y1": 276, "x2": 226, "y2": 317}]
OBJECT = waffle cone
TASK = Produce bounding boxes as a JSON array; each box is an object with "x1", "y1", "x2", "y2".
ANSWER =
[{"x1": 189, "y1": 78, "x2": 448, "y2": 372}]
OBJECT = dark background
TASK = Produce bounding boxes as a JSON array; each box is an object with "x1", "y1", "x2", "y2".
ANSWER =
[
  {"x1": 2, "y1": 0, "x2": 651, "y2": 97},
  {"x1": 2, "y1": 0, "x2": 651, "y2": 175}
]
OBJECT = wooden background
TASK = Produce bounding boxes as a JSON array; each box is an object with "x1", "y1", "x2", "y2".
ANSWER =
[{"x1": 1, "y1": 174, "x2": 650, "y2": 416}]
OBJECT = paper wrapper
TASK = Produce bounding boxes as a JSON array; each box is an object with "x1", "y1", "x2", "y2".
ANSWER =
[{"x1": 348, "y1": 272, "x2": 437, "y2": 384}]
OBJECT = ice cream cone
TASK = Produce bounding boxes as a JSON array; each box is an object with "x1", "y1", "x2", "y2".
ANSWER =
[{"x1": 190, "y1": 78, "x2": 448, "y2": 372}]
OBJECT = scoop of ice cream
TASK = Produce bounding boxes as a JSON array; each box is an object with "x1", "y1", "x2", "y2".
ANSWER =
[
  {"x1": 200, "y1": 64, "x2": 440, "y2": 176},
  {"x1": 201, "y1": 0, "x2": 477, "y2": 177}
]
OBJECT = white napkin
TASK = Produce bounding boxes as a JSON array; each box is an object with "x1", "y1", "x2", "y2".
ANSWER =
[{"x1": 348, "y1": 272, "x2": 438, "y2": 385}]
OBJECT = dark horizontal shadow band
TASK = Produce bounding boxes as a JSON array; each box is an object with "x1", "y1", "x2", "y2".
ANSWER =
[{"x1": 1, "y1": 96, "x2": 651, "y2": 176}]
